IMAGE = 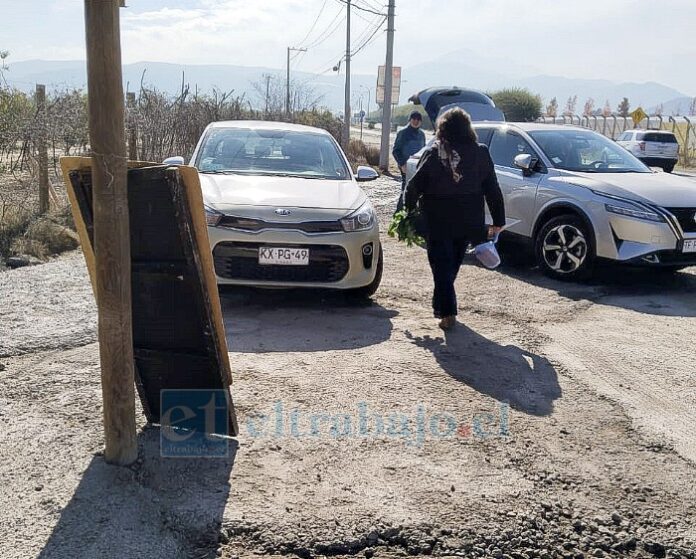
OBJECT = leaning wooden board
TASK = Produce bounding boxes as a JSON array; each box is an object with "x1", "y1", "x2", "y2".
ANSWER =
[{"x1": 60, "y1": 157, "x2": 238, "y2": 436}]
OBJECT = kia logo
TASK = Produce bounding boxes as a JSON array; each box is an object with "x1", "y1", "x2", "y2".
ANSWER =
[{"x1": 274, "y1": 208, "x2": 292, "y2": 216}]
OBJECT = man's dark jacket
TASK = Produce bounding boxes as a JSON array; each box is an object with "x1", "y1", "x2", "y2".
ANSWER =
[
  {"x1": 392, "y1": 125, "x2": 426, "y2": 167},
  {"x1": 403, "y1": 142, "x2": 506, "y2": 242}
]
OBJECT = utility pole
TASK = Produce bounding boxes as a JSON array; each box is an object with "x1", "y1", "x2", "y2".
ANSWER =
[
  {"x1": 359, "y1": 95, "x2": 364, "y2": 140},
  {"x1": 286, "y1": 47, "x2": 306, "y2": 116},
  {"x1": 342, "y1": 0, "x2": 351, "y2": 147},
  {"x1": 264, "y1": 74, "x2": 271, "y2": 116},
  {"x1": 84, "y1": 0, "x2": 137, "y2": 466},
  {"x1": 379, "y1": 0, "x2": 396, "y2": 171}
]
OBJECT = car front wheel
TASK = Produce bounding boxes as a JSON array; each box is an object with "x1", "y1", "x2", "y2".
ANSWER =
[{"x1": 535, "y1": 215, "x2": 594, "y2": 280}]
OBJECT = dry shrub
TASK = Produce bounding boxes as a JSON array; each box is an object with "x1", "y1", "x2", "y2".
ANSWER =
[
  {"x1": 1, "y1": 211, "x2": 79, "y2": 262},
  {"x1": 10, "y1": 237, "x2": 48, "y2": 260},
  {"x1": 346, "y1": 139, "x2": 380, "y2": 168},
  {"x1": 0, "y1": 207, "x2": 32, "y2": 259},
  {"x1": 25, "y1": 217, "x2": 79, "y2": 255}
]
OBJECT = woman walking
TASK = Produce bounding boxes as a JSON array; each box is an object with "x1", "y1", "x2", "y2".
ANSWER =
[{"x1": 403, "y1": 107, "x2": 505, "y2": 330}]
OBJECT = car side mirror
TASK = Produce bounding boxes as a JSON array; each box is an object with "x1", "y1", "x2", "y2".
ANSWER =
[
  {"x1": 163, "y1": 156, "x2": 185, "y2": 166},
  {"x1": 513, "y1": 153, "x2": 537, "y2": 175},
  {"x1": 355, "y1": 165, "x2": 379, "y2": 182}
]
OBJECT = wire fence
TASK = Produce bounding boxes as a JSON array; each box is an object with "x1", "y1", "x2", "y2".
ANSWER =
[{"x1": 537, "y1": 114, "x2": 696, "y2": 167}]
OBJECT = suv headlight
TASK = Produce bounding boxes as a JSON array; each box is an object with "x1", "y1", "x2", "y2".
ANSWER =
[
  {"x1": 205, "y1": 205, "x2": 223, "y2": 227},
  {"x1": 604, "y1": 203, "x2": 665, "y2": 223},
  {"x1": 340, "y1": 201, "x2": 376, "y2": 232},
  {"x1": 592, "y1": 190, "x2": 665, "y2": 223}
]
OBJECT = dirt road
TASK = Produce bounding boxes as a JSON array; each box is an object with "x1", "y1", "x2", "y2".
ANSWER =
[{"x1": 1, "y1": 176, "x2": 695, "y2": 558}]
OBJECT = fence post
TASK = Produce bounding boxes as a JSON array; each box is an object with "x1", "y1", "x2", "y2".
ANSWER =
[
  {"x1": 684, "y1": 117, "x2": 692, "y2": 167},
  {"x1": 36, "y1": 84, "x2": 50, "y2": 214},
  {"x1": 126, "y1": 92, "x2": 137, "y2": 160}
]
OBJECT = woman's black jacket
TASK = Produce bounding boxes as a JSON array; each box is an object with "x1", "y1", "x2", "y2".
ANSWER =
[{"x1": 403, "y1": 142, "x2": 506, "y2": 242}]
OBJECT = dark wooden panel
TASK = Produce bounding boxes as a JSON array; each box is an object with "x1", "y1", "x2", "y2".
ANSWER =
[{"x1": 67, "y1": 163, "x2": 236, "y2": 436}]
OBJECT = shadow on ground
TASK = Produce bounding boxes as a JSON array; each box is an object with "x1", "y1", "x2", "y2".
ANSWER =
[
  {"x1": 38, "y1": 427, "x2": 236, "y2": 559},
  {"x1": 406, "y1": 324, "x2": 561, "y2": 416},
  {"x1": 496, "y1": 241, "x2": 696, "y2": 318},
  {"x1": 219, "y1": 287, "x2": 398, "y2": 353}
]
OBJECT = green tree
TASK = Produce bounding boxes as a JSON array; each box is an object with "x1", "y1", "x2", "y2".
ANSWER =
[
  {"x1": 618, "y1": 97, "x2": 630, "y2": 117},
  {"x1": 488, "y1": 88, "x2": 542, "y2": 122}
]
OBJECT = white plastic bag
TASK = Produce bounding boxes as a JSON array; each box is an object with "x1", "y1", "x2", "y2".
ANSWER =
[{"x1": 473, "y1": 233, "x2": 501, "y2": 269}]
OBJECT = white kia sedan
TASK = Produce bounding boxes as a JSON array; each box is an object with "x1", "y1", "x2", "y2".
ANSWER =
[{"x1": 187, "y1": 121, "x2": 382, "y2": 297}]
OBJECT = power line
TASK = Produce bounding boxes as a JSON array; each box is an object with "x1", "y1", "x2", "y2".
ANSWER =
[
  {"x1": 304, "y1": 9, "x2": 345, "y2": 49},
  {"x1": 351, "y1": 16, "x2": 386, "y2": 57},
  {"x1": 297, "y1": 0, "x2": 329, "y2": 48},
  {"x1": 333, "y1": 0, "x2": 386, "y2": 16}
]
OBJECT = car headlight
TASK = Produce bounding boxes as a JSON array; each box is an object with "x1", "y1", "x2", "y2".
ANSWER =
[
  {"x1": 340, "y1": 201, "x2": 376, "y2": 232},
  {"x1": 204, "y1": 205, "x2": 223, "y2": 227},
  {"x1": 592, "y1": 190, "x2": 666, "y2": 223},
  {"x1": 604, "y1": 204, "x2": 665, "y2": 223}
]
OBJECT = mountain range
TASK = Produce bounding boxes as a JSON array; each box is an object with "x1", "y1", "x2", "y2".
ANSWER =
[{"x1": 4, "y1": 51, "x2": 694, "y2": 115}]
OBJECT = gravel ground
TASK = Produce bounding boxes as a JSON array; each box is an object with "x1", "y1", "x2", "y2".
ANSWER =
[{"x1": 1, "y1": 175, "x2": 696, "y2": 559}]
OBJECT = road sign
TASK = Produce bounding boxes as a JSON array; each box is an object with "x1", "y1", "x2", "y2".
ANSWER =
[
  {"x1": 376, "y1": 65, "x2": 401, "y2": 106},
  {"x1": 630, "y1": 107, "x2": 647, "y2": 127}
]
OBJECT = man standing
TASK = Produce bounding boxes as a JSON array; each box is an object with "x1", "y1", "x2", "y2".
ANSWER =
[{"x1": 392, "y1": 111, "x2": 426, "y2": 210}]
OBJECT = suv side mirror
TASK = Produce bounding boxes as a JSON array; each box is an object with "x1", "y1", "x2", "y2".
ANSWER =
[
  {"x1": 355, "y1": 165, "x2": 379, "y2": 182},
  {"x1": 163, "y1": 156, "x2": 185, "y2": 166},
  {"x1": 513, "y1": 153, "x2": 538, "y2": 176}
]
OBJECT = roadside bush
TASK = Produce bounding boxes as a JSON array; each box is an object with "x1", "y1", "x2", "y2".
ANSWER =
[
  {"x1": 291, "y1": 109, "x2": 343, "y2": 144},
  {"x1": 488, "y1": 88, "x2": 543, "y2": 122},
  {"x1": 0, "y1": 208, "x2": 32, "y2": 260},
  {"x1": 25, "y1": 217, "x2": 79, "y2": 254},
  {"x1": 346, "y1": 139, "x2": 380, "y2": 168}
]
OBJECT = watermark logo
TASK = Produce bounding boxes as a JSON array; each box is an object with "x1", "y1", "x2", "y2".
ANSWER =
[
  {"x1": 245, "y1": 401, "x2": 509, "y2": 447},
  {"x1": 160, "y1": 389, "x2": 229, "y2": 458}
]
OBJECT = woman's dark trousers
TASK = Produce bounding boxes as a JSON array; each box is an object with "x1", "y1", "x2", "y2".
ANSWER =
[{"x1": 427, "y1": 238, "x2": 468, "y2": 318}]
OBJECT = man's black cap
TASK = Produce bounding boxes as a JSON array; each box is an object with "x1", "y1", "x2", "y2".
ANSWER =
[{"x1": 409, "y1": 111, "x2": 422, "y2": 121}]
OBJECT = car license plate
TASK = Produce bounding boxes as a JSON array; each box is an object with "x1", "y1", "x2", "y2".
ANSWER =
[
  {"x1": 258, "y1": 246, "x2": 309, "y2": 265},
  {"x1": 683, "y1": 239, "x2": 696, "y2": 253}
]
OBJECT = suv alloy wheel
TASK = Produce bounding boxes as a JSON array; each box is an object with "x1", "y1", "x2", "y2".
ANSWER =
[{"x1": 535, "y1": 215, "x2": 595, "y2": 280}]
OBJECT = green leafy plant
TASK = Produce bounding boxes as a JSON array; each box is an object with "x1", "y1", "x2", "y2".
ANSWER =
[{"x1": 388, "y1": 209, "x2": 425, "y2": 248}]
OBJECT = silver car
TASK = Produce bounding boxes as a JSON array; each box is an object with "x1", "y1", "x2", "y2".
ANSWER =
[
  {"x1": 183, "y1": 121, "x2": 382, "y2": 297},
  {"x1": 407, "y1": 123, "x2": 696, "y2": 280}
]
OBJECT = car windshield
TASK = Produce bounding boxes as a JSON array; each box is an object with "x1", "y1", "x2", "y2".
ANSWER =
[
  {"x1": 529, "y1": 129, "x2": 651, "y2": 173},
  {"x1": 195, "y1": 128, "x2": 351, "y2": 180}
]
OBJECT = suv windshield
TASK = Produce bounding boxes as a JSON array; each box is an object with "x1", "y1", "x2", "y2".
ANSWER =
[
  {"x1": 195, "y1": 128, "x2": 351, "y2": 180},
  {"x1": 529, "y1": 129, "x2": 650, "y2": 173}
]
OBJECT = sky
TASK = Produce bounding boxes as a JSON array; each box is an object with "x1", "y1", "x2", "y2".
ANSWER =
[{"x1": 1, "y1": 0, "x2": 695, "y2": 95}]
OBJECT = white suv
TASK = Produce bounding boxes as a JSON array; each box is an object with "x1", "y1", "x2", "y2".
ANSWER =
[{"x1": 616, "y1": 130, "x2": 679, "y2": 173}]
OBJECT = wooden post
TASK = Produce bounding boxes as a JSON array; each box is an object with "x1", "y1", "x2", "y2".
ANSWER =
[
  {"x1": 84, "y1": 0, "x2": 137, "y2": 466},
  {"x1": 126, "y1": 92, "x2": 137, "y2": 161},
  {"x1": 36, "y1": 84, "x2": 49, "y2": 214}
]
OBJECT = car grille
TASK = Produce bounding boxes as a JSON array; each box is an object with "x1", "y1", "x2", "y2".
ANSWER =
[
  {"x1": 218, "y1": 215, "x2": 343, "y2": 234},
  {"x1": 666, "y1": 208, "x2": 696, "y2": 233},
  {"x1": 213, "y1": 242, "x2": 349, "y2": 283}
]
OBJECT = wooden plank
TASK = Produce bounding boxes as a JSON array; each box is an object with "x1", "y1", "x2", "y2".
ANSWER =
[{"x1": 60, "y1": 158, "x2": 238, "y2": 437}]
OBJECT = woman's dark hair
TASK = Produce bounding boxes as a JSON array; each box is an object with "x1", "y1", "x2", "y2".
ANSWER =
[{"x1": 435, "y1": 107, "x2": 478, "y2": 146}]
